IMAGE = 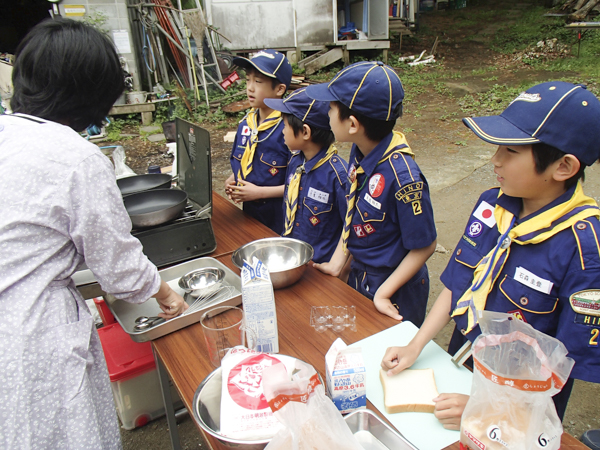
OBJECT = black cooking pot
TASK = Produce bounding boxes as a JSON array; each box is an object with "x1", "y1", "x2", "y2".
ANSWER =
[
  {"x1": 117, "y1": 173, "x2": 172, "y2": 196},
  {"x1": 124, "y1": 189, "x2": 188, "y2": 228}
]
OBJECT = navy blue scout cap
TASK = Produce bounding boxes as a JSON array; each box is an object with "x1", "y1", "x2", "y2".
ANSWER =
[
  {"x1": 305, "y1": 61, "x2": 404, "y2": 121},
  {"x1": 463, "y1": 81, "x2": 600, "y2": 166},
  {"x1": 233, "y1": 49, "x2": 293, "y2": 89},
  {"x1": 264, "y1": 88, "x2": 331, "y2": 130}
]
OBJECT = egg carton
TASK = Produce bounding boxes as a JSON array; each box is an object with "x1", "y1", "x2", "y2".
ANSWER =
[{"x1": 310, "y1": 306, "x2": 357, "y2": 333}]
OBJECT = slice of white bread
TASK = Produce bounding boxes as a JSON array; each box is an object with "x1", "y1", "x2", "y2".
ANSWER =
[{"x1": 379, "y1": 368, "x2": 439, "y2": 414}]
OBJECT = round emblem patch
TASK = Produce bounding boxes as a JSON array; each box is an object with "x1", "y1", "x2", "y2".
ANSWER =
[
  {"x1": 227, "y1": 354, "x2": 283, "y2": 410},
  {"x1": 468, "y1": 220, "x2": 483, "y2": 237},
  {"x1": 368, "y1": 173, "x2": 385, "y2": 198}
]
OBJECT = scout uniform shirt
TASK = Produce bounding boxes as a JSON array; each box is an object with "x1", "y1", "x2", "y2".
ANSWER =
[
  {"x1": 441, "y1": 185, "x2": 600, "y2": 383},
  {"x1": 282, "y1": 146, "x2": 348, "y2": 263},
  {"x1": 346, "y1": 131, "x2": 437, "y2": 325},
  {"x1": 230, "y1": 110, "x2": 288, "y2": 234}
]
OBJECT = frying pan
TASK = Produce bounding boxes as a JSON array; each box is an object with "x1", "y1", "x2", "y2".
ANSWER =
[
  {"x1": 117, "y1": 173, "x2": 172, "y2": 196},
  {"x1": 123, "y1": 189, "x2": 188, "y2": 228}
]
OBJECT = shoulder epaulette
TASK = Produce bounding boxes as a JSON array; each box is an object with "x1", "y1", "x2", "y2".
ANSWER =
[
  {"x1": 329, "y1": 155, "x2": 348, "y2": 187},
  {"x1": 573, "y1": 219, "x2": 600, "y2": 270}
]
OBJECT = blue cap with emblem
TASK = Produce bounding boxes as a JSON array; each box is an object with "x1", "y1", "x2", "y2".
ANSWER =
[
  {"x1": 463, "y1": 81, "x2": 600, "y2": 166},
  {"x1": 305, "y1": 61, "x2": 404, "y2": 121},
  {"x1": 264, "y1": 87, "x2": 331, "y2": 130},
  {"x1": 233, "y1": 49, "x2": 292, "y2": 89}
]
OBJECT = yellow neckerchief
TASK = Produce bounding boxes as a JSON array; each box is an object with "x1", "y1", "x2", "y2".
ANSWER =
[
  {"x1": 238, "y1": 109, "x2": 282, "y2": 181},
  {"x1": 342, "y1": 131, "x2": 415, "y2": 253},
  {"x1": 452, "y1": 182, "x2": 600, "y2": 333},
  {"x1": 282, "y1": 145, "x2": 338, "y2": 236}
]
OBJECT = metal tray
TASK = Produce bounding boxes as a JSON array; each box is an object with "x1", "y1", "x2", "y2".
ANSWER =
[
  {"x1": 344, "y1": 410, "x2": 419, "y2": 450},
  {"x1": 105, "y1": 257, "x2": 241, "y2": 342}
]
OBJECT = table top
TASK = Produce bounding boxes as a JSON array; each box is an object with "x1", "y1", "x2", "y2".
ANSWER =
[{"x1": 152, "y1": 193, "x2": 587, "y2": 450}]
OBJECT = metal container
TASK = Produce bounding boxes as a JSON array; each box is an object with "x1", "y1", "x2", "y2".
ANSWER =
[
  {"x1": 344, "y1": 409, "x2": 418, "y2": 450},
  {"x1": 231, "y1": 237, "x2": 314, "y2": 289},
  {"x1": 105, "y1": 257, "x2": 242, "y2": 342},
  {"x1": 178, "y1": 267, "x2": 225, "y2": 298},
  {"x1": 192, "y1": 366, "x2": 411, "y2": 450},
  {"x1": 192, "y1": 355, "x2": 316, "y2": 450}
]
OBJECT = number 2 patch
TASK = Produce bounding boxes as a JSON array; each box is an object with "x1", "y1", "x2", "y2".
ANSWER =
[
  {"x1": 590, "y1": 328, "x2": 599, "y2": 347},
  {"x1": 412, "y1": 201, "x2": 422, "y2": 215}
]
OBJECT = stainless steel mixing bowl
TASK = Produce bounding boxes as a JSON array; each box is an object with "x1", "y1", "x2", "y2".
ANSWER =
[{"x1": 231, "y1": 238, "x2": 314, "y2": 289}]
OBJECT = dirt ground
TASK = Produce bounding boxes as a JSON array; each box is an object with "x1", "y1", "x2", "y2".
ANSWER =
[{"x1": 105, "y1": 2, "x2": 600, "y2": 448}]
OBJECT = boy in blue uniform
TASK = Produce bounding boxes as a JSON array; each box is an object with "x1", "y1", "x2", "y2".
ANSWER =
[
  {"x1": 225, "y1": 49, "x2": 292, "y2": 234},
  {"x1": 306, "y1": 61, "x2": 437, "y2": 326},
  {"x1": 382, "y1": 82, "x2": 600, "y2": 429},
  {"x1": 264, "y1": 88, "x2": 349, "y2": 263}
]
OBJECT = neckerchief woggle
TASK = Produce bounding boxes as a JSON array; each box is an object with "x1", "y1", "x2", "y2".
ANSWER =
[
  {"x1": 238, "y1": 109, "x2": 282, "y2": 181},
  {"x1": 452, "y1": 182, "x2": 600, "y2": 333},
  {"x1": 283, "y1": 145, "x2": 338, "y2": 236},
  {"x1": 342, "y1": 131, "x2": 415, "y2": 253}
]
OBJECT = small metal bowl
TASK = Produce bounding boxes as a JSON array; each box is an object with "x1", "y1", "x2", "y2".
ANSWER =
[
  {"x1": 178, "y1": 267, "x2": 225, "y2": 298},
  {"x1": 231, "y1": 238, "x2": 314, "y2": 289}
]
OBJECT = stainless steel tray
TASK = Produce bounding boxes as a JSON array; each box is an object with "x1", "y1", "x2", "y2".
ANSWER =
[
  {"x1": 345, "y1": 410, "x2": 419, "y2": 450},
  {"x1": 105, "y1": 257, "x2": 241, "y2": 342}
]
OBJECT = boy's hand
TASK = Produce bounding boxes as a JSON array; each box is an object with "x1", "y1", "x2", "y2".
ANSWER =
[
  {"x1": 433, "y1": 393, "x2": 469, "y2": 430},
  {"x1": 224, "y1": 174, "x2": 236, "y2": 201},
  {"x1": 312, "y1": 261, "x2": 341, "y2": 277},
  {"x1": 381, "y1": 344, "x2": 419, "y2": 376},
  {"x1": 373, "y1": 294, "x2": 403, "y2": 321},
  {"x1": 229, "y1": 179, "x2": 262, "y2": 203}
]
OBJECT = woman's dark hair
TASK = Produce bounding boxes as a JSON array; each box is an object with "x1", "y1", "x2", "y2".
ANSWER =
[
  {"x1": 11, "y1": 18, "x2": 124, "y2": 131},
  {"x1": 282, "y1": 113, "x2": 335, "y2": 148},
  {"x1": 334, "y1": 101, "x2": 402, "y2": 142},
  {"x1": 532, "y1": 142, "x2": 585, "y2": 190}
]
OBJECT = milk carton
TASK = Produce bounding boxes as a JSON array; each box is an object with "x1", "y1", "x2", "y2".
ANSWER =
[
  {"x1": 241, "y1": 257, "x2": 279, "y2": 353},
  {"x1": 325, "y1": 338, "x2": 366, "y2": 414}
]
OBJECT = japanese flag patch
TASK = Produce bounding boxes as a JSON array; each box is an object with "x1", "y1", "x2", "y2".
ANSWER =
[
  {"x1": 473, "y1": 200, "x2": 496, "y2": 228},
  {"x1": 241, "y1": 125, "x2": 251, "y2": 136}
]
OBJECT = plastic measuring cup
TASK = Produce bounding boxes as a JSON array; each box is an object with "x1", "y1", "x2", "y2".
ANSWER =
[{"x1": 200, "y1": 306, "x2": 256, "y2": 367}]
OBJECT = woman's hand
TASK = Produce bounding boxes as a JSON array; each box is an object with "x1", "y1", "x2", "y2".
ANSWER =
[
  {"x1": 154, "y1": 280, "x2": 188, "y2": 319},
  {"x1": 433, "y1": 393, "x2": 469, "y2": 430},
  {"x1": 381, "y1": 343, "x2": 420, "y2": 376}
]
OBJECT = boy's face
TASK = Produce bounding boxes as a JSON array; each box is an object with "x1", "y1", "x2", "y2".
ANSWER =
[
  {"x1": 328, "y1": 102, "x2": 352, "y2": 142},
  {"x1": 246, "y1": 69, "x2": 283, "y2": 109},
  {"x1": 492, "y1": 145, "x2": 554, "y2": 199},
  {"x1": 282, "y1": 116, "x2": 304, "y2": 151}
]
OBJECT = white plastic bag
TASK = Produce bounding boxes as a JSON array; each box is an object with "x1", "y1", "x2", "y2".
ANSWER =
[
  {"x1": 460, "y1": 311, "x2": 575, "y2": 450},
  {"x1": 102, "y1": 145, "x2": 136, "y2": 179},
  {"x1": 262, "y1": 359, "x2": 363, "y2": 450}
]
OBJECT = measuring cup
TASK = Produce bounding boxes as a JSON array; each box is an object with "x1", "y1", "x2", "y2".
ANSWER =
[{"x1": 200, "y1": 306, "x2": 257, "y2": 367}]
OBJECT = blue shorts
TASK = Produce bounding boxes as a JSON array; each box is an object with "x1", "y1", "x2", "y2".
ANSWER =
[{"x1": 348, "y1": 262, "x2": 429, "y2": 327}]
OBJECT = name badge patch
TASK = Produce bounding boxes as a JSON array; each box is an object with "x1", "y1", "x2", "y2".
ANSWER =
[
  {"x1": 473, "y1": 201, "x2": 496, "y2": 228},
  {"x1": 514, "y1": 267, "x2": 553, "y2": 295},
  {"x1": 307, "y1": 187, "x2": 329, "y2": 204},
  {"x1": 363, "y1": 193, "x2": 381, "y2": 210},
  {"x1": 569, "y1": 290, "x2": 600, "y2": 317}
]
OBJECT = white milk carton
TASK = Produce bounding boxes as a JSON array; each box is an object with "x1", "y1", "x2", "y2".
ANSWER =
[
  {"x1": 325, "y1": 338, "x2": 366, "y2": 414},
  {"x1": 241, "y1": 257, "x2": 279, "y2": 353}
]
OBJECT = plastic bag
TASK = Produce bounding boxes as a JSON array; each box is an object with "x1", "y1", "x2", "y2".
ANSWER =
[
  {"x1": 101, "y1": 145, "x2": 136, "y2": 179},
  {"x1": 262, "y1": 359, "x2": 363, "y2": 450},
  {"x1": 460, "y1": 311, "x2": 575, "y2": 450}
]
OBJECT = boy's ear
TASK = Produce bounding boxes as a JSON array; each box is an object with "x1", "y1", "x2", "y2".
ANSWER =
[
  {"x1": 302, "y1": 123, "x2": 312, "y2": 141},
  {"x1": 553, "y1": 154, "x2": 581, "y2": 182},
  {"x1": 275, "y1": 83, "x2": 287, "y2": 97},
  {"x1": 348, "y1": 115, "x2": 361, "y2": 136}
]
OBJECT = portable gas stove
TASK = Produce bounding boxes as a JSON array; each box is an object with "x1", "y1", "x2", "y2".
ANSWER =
[{"x1": 132, "y1": 117, "x2": 217, "y2": 268}]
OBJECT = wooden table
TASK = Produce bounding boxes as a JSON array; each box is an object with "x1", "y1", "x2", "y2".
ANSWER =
[{"x1": 152, "y1": 193, "x2": 588, "y2": 450}]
